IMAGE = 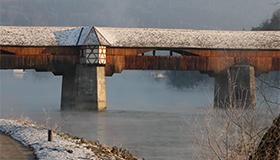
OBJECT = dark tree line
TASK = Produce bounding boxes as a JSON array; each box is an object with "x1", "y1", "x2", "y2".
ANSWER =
[
  {"x1": 164, "y1": 71, "x2": 212, "y2": 89},
  {"x1": 252, "y1": 8, "x2": 280, "y2": 31}
]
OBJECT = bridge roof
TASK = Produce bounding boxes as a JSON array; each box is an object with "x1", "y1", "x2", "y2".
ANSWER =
[{"x1": 1, "y1": 26, "x2": 279, "y2": 50}]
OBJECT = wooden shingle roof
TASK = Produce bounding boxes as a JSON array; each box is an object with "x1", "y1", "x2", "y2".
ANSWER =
[{"x1": 1, "y1": 26, "x2": 279, "y2": 50}]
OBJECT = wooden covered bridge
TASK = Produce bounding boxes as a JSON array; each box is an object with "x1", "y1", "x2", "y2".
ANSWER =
[{"x1": 1, "y1": 26, "x2": 279, "y2": 110}]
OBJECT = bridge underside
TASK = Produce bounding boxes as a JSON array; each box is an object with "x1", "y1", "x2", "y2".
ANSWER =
[{"x1": 1, "y1": 46, "x2": 279, "y2": 110}]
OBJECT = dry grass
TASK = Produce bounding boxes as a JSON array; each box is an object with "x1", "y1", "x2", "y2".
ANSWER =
[{"x1": 182, "y1": 69, "x2": 280, "y2": 160}]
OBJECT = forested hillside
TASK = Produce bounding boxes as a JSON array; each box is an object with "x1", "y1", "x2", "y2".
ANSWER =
[{"x1": 252, "y1": 8, "x2": 280, "y2": 31}]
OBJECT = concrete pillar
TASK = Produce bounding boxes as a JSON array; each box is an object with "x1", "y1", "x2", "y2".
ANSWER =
[
  {"x1": 214, "y1": 65, "x2": 256, "y2": 108},
  {"x1": 61, "y1": 64, "x2": 106, "y2": 111}
]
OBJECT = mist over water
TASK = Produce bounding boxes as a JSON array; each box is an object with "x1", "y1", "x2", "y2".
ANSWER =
[
  {"x1": 107, "y1": 71, "x2": 213, "y2": 112},
  {"x1": 1, "y1": 70, "x2": 279, "y2": 159},
  {"x1": 0, "y1": 69, "x2": 213, "y2": 159},
  {"x1": 0, "y1": 70, "x2": 62, "y2": 112},
  {"x1": 0, "y1": 70, "x2": 213, "y2": 112}
]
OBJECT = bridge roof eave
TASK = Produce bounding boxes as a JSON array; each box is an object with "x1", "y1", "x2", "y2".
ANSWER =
[
  {"x1": 0, "y1": 26, "x2": 84, "y2": 47},
  {"x1": 1, "y1": 26, "x2": 280, "y2": 50},
  {"x1": 94, "y1": 27, "x2": 280, "y2": 50},
  {"x1": 0, "y1": 26, "x2": 103, "y2": 47},
  {"x1": 105, "y1": 46, "x2": 280, "y2": 51}
]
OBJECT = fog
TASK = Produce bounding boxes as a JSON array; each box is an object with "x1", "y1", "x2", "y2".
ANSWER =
[{"x1": 0, "y1": 69, "x2": 213, "y2": 113}]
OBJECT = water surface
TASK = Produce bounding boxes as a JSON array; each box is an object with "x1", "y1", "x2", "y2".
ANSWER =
[{"x1": 0, "y1": 70, "x2": 213, "y2": 159}]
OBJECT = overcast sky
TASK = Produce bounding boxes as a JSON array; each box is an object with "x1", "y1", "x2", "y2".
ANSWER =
[
  {"x1": 1, "y1": 0, "x2": 280, "y2": 30},
  {"x1": 96, "y1": 0, "x2": 280, "y2": 30}
]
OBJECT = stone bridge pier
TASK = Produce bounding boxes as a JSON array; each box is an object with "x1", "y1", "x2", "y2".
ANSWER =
[
  {"x1": 61, "y1": 46, "x2": 107, "y2": 111},
  {"x1": 61, "y1": 65, "x2": 106, "y2": 111},
  {"x1": 212, "y1": 65, "x2": 256, "y2": 108}
]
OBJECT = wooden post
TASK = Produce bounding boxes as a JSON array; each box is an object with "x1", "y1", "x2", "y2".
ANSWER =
[
  {"x1": 153, "y1": 50, "x2": 156, "y2": 56},
  {"x1": 48, "y1": 130, "x2": 53, "y2": 142},
  {"x1": 170, "y1": 50, "x2": 173, "y2": 56}
]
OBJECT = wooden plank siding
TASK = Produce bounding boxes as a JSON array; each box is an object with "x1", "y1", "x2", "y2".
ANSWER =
[
  {"x1": 106, "y1": 48, "x2": 154, "y2": 56},
  {"x1": 0, "y1": 46, "x2": 80, "y2": 75},
  {"x1": 1, "y1": 46, "x2": 279, "y2": 76},
  {"x1": 183, "y1": 49, "x2": 280, "y2": 57},
  {"x1": 105, "y1": 48, "x2": 280, "y2": 76}
]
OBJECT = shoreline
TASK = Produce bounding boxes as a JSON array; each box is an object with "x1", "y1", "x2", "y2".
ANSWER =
[
  {"x1": 0, "y1": 131, "x2": 37, "y2": 159},
  {"x1": 0, "y1": 117, "x2": 141, "y2": 160}
]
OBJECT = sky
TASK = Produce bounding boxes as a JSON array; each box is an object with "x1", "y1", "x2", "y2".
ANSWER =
[
  {"x1": 1, "y1": 0, "x2": 280, "y2": 30},
  {"x1": 96, "y1": 0, "x2": 280, "y2": 30}
]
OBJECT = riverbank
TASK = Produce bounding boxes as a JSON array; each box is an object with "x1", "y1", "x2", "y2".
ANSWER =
[
  {"x1": 0, "y1": 131, "x2": 36, "y2": 159},
  {"x1": 0, "y1": 117, "x2": 141, "y2": 160}
]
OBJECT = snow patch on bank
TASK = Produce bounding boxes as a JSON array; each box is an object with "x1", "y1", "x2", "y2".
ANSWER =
[
  {"x1": 0, "y1": 118, "x2": 138, "y2": 160},
  {"x1": 0, "y1": 118, "x2": 97, "y2": 159}
]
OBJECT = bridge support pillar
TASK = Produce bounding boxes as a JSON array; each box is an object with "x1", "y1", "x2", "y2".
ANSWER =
[
  {"x1": 61, "y1": 64, "x2": 106, "y2": 111},
  {"x1": 214, "y1": 65, "x2": 256, "y2": 108}
]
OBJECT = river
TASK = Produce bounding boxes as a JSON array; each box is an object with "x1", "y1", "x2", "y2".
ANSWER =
[{"x1": 0, "y1": 69, "x2": 216, "y2": 159}]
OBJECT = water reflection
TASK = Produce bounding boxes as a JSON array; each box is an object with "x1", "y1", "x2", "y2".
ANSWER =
[
  {"x1": 58, "y1": 110, "x2": 196, "y2": 160},
  {"x1": 59, "y1": 111, "x2": 108, "y2": 144}
]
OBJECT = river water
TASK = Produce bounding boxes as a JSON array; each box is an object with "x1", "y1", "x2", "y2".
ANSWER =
[{"x1": 0, "y1": 69, "x2": 214, "y2": 159}]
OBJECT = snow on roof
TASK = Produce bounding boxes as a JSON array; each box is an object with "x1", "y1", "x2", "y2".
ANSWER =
[
  {"x1": 95, "y1": 27, "x2": 280, "y2": 50},
  {"x1": 1, "y1": 26, "x2": 279, "y2": 50},
  {"x1": 82, "y1": 27, "x2": 100, "y2": 46},
  {"x1": 54, "y1": 27, "x2": 82, "y2": 46},
  {"x1": 77, "y1": 26, "x2": 100, "y2": 46},
  {"x1": 0, "y1": 26, "x2": 82, "y2": 46}
]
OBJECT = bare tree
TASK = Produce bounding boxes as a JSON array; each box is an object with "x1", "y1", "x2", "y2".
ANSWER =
[{"x1": 182, "y1": 67, "x2": 280, "y2": 159}]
